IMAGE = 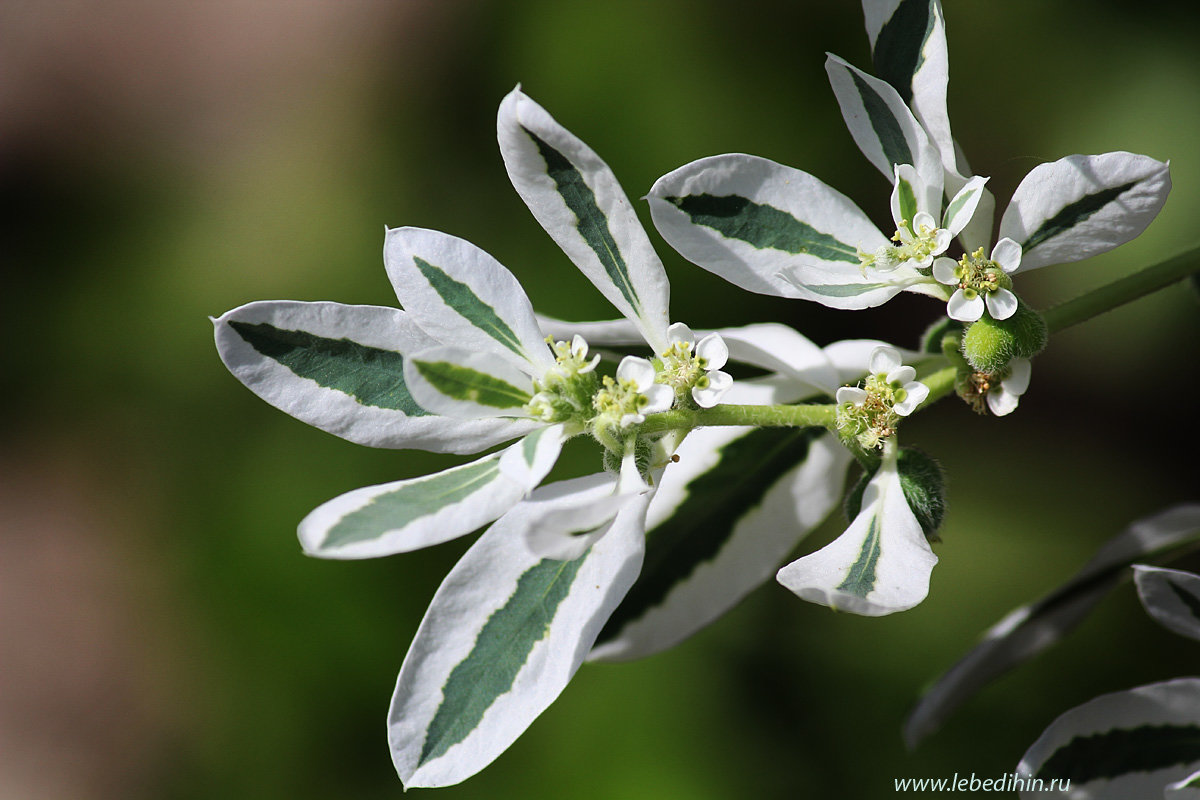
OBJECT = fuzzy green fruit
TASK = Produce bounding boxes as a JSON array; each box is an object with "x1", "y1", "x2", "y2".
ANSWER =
[{"x1": 961, "y1": 302, "x2": 1048, "y2": 373}]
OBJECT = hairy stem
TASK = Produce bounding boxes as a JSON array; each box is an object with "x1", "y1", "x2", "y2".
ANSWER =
[{"x1": 1041, "y1": 246, "x2": 1200, "y2": 333}]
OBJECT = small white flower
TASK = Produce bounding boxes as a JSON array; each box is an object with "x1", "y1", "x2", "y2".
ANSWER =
[
  {"x1": 986, "y1": 357, "x2": 1031, "y2": 417},
  {"x1": 660, "y1": 322, "x2": 733, "y2": 408},
  {"x1": 604, "y1": 356, "x2": 674, "y2": 429},
  {"x1": 836, "y1": 346, "x2": 929, "y2": 449},
  {"x1": 933, "y1": 238, "x2": 1021, "y2": 322}
]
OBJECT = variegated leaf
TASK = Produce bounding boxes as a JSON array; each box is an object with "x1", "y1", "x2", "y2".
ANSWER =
[
  {"x1": 404, "y1": 346, "x2": 535, "y2": 419},
  {"x1": 863, "y1": 0, "x2": 954, "y2": 175},
  {"x1": 213, "y1": 300, "x2": 537, "y2": 453},
  {"x1": 1133, "y1": 565, "x2": 1200, "y2": 642},
  {"x1": 498, "y1": 88, "x2": 671, "y2": 353},
  {"x1": 1018, "y1": 678, "x2": 1200, "y2": 799},
  {"x1": 998, "y1": 152, "x2": 1172, "y2": 271},
  {"x1": 298, "y1": 426, "x2": 563, "y2": 559},
  {"x1": 777, "y1": 444, "x2": 936, "y2": 616},
  {"x1": 825, "y1": 53, "x2": 942, "y2": 200},
  {"x1": 383, "y1": 227, "x2": 554, "y2": 373},
  {"x1": 647, "y1": 153, "x2": 926, "y2": 310},
  {"x1": 591, "y1": 423, "x2": 852, "y2": 661},
  {"x1": 389, "y1": 477, "x2": 650, "y2": 788},
  {"x1": 905, "y1": 504, "x2": 1200, "y2": 748}
]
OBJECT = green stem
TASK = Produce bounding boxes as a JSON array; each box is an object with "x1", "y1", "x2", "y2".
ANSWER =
[
  {"x1": 1041, "y1": 245, "x2": 1200, "y2": 333},
  {"x1": 639, "y1": 402, "x2": 837, "y2": 434}
]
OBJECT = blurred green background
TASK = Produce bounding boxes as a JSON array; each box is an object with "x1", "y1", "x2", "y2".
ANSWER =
[{"x1": 3, "y1": 1, "x2": 1197, "y2": 797}]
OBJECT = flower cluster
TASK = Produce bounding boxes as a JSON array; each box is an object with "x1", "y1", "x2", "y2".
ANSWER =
[{"x1": 211, "y1": 0, "x2": 1173, "y2": 790}]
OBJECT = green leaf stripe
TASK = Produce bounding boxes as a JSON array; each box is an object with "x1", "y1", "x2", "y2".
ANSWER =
[
  {"x1": 523, "y1": 127, "x2": 641, "y2": 313},
  {"x1": 838, "y1": 515, "x2": 882, "y2": 598},
  {"x1": 1021, "y1": 181, "x2": 1138, "y2": 253},
  {"x1": 597, "y1": 428, "x2": 820, "y2": 645},
  {"x1": 872, "y1": 0, "x2": 935, "y2": 104},
  {"x1": 322, "y1": 458, "x2": 501, "y2": 549},
  {"x1": 412, "y1": 257, "x2": 527, "y2": 358},
  {"x1": 942, "y1": 186, "x2": 977, "y2": 230},
  {"x1": 849, "y1": 69, "x2": 913, "y2": 172},
  {"x1": 1036, "y1": 724, "x2": 1200, "y2": 783},
  {"x1": 230, "y1": 321, "x2": 428, "y2": 415},
  {"x1": 665, "y1": 194, "x2": 859, "y2": 263},
  {"x1": 413, "y1": 360, "x2": 531, "y2": 409},
  {"x1": 419, "y1": 555, "x2": 586, "y2": 765},
  {"x1": 806, "y1": 282, "x2": 897, "y2": 298},
  {"x1": 897, "y1": 176, "x2": 918, "y2": 226}
]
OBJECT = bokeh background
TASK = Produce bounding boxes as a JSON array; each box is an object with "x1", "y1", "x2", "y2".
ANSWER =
[{"x1": 3, "y1": 1, "x2": 1198, "y2": 797}]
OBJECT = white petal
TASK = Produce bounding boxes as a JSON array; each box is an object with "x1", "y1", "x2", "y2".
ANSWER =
[
  {"x1": 986, "y1": 387, "x2": 1021, "y2": 417},
  {"x1": 569, "y1": 334, "x2": 588, "y2": 358},
  {"x1": 990, "y1": 237, "x2": 1022, "y2": 273},
  {"x1": 836, "y1": 386, "x2": 868, "y2": 406},
  {"x1": 912, "y1": 211, "x2": 937, "y2": 233},
  {"x1": 1003, "y1": 357, "x2": 1032, "y2": 395},
  {"x1": 985, "y1": 288, "x2": 1019, "y2": 320},
  {"x1": 666, "y1": 321, "x2": 695, "y2": 345},
  {"x1": 641, "y1": 383, "x2": 675, "y2": 415},
  {"x1": 932, "y1": 256, "x2": 959, "y2": 285},
  {"x1": 869, "y1": 346, "x2": 902, "y2": 375},
  {"x1": 616, "y1": 355, "x2": 656, "y2": 391},
  {"x1": 619, "y1": 412, "x2": 645, "y2": 428},
  {"x1": 894, "y1": 381, "x2": 929, "y2": 416},
  {"x1": 946, "y1": 289, "x2": 984, "y2": 322},
  {"x1": 823, "y1": 339, "x2": 931, "y2": 386},
  {"x1": 695, "y1": 333, "x2": 729, "y2": 370},
  {"x1": 692, "y1": 370, "x2": 732, "y2": 408},
  {"x1": 886, "y1": 365, "x2": 916, "y2": 386}
]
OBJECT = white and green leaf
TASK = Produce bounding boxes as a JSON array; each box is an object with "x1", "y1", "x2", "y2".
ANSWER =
[
  {"x1": 905, "y1": 503, "x2": 1200, "y2": 748},
  {"x1": 825, "y1": 53, "x2": 942, "y2": 199},
  {"x1": 404, "y1": 346, "x2": 535, "y2": 419},
  {"x1": 648, "y1": 153, "x2": 919, "y2": 310},
  {"x1": 388, "y1": 477, "x2": 650, "y2": 788},
  {"x1": 1168, "y1": 769, "x2": 1200, "y2": 799},
  {"x1": 383, "y1": 227, "x2": 554, "y2": 372},
  {"x1": 863, "y1": 0, "x2": 955, "y2": 176},
  {"x1": 1018, "y1": 678, "x2": 1200, "y2": 799},
  {"x1": 297, "y1": 428, "x2": 563, "y2": 560},
  {"x1": 498, "y1": 88, "x2": 671, "y2": 353},
  {"x1": 942, "y1": 175, "x2": 989, "y2": 237},
  {"x1": 1133, "y1": 565, "x2": 1200, "y2": 642},
  {"x1": 776, "y1": 446, "x2": 937, "y2": 616},
  {"x1": 213, "y1": 300, "x2": 536, "y2": 453},
  {"x1": 590, "y1": 422, "x2": 851, "y2": 662},
  {"x1": 998, "y1": 152, "x2": 1172, "y2": 271}
]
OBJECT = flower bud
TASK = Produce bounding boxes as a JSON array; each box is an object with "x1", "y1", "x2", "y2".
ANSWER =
[{"x1": 960, "y1": 300, "x2": 1047, "y2": 373}]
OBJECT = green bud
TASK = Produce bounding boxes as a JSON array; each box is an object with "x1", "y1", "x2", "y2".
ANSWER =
[
  {"x1": 843, "y1": 447, "x2": 947, "y2": 543},
  {"x1": 960, "y1": 301, "x2": 1048, "y2": 373},
  {"x1": 920, "y1": 317, "x2": 964, "y2": 355}
]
